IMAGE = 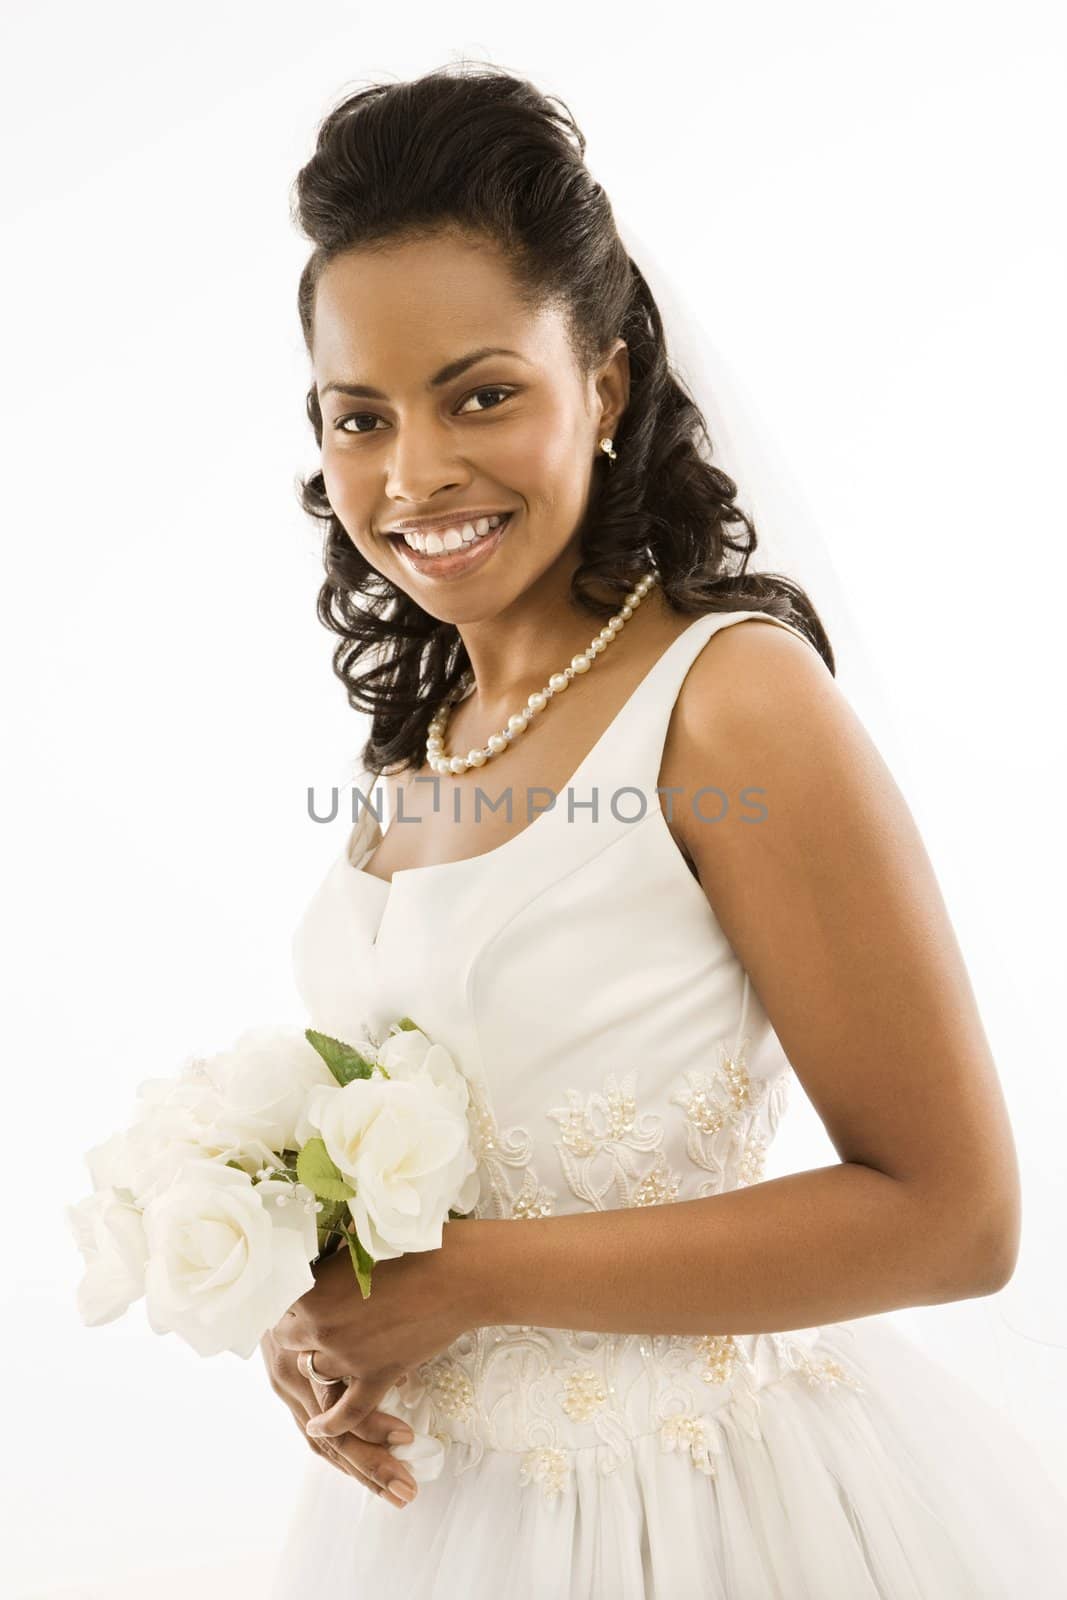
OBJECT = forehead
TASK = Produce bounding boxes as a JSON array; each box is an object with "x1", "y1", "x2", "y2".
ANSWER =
[{"x1": 310, "y1": 234, "x2": 558, "y2": 382}]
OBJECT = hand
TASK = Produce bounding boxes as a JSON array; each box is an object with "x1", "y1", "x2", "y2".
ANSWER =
[
  {"x1": 258, "y1": 1328, "x2": 419, "y2": 1510},
  {"x1": 271, "y1": 1222, "x2": 477, "y2": 1443}
]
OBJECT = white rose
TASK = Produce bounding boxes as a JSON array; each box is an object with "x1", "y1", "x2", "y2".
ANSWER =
[
  {"x1": 136, "y1": 1055, "x2": 224, "y2": 1130},
  {"x1": 142, "y1": 1160, "x2": 317, "y2": 1359},
  {"x1": 86, "y1": 1033, "x2": 326, "y2": 1208},
  {"x1": 84, "y1": 1119, "x2": 225, "y2": 1210},
  {"x1": 66, "y1": 1188, "x2": 149, "y2": 1325},
  {"x1": 84, "y1": 1055, "x2": 229, "y2": 1203},
  {"x1": 375, "y1": 1033, "x2": 481, "y2": 1215},
  {"x1": 202, "y1": 1025, "x2": 338, "y2": 1157},
  {"x1": 301, "y1": 1077, "x2": 477, "y2": 1261},
  {"x1": 377, "y1": 1029, "x2": 472, "y2": 1120}
]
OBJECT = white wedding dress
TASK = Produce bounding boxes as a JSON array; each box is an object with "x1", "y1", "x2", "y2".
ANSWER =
[{"x1": 271, "y1": 609, "x2": 1066, "y2": 1598}]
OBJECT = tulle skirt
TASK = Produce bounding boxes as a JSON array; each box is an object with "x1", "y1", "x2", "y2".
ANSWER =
[{"x1": 269, "y1": 1314, "x2": 1066, "y2": 1598}]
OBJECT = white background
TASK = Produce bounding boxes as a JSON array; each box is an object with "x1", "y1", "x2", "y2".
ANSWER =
[{"x1": 3, "y1": 2, "x2": 1064, "y2": 1594}]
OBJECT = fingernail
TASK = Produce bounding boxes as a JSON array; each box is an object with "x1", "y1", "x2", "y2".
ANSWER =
[
  {"x1": 387, "y1": 1430, "x2": 414, "y2": 1445},
  {"x1": 306, "y1": 1420, "x2": 326, "y2": 1436},
  {"x1": 392, "y1": 1480, "x2": 416, "y2": 1502}
]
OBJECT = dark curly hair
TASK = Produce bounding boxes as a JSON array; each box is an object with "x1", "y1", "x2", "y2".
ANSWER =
[{"x1": 292, "y1": 60, "x2": 835, "y2": 779}]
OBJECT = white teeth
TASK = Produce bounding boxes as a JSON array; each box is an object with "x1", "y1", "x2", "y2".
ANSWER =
[{"x1": 401, "y1": 513, "x2": 510, "y2": 556}]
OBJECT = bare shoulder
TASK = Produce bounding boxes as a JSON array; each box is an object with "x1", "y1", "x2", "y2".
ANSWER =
[
  {"x1": 677, "y1": 612, "x2": 834, "y2": 720},
  {"x1": 664, "y1": 608, "x2": 911, "y2": 951},
  {"x1": 663, "y1": 614, "x2": 844, "y2": 845}
]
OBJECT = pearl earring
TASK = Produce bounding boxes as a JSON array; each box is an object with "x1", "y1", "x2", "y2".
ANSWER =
[{"x1": 599, "y1": 436, "x2": 617, "y2": 464}]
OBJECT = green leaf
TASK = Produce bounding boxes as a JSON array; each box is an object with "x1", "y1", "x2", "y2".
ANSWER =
[
  {"x1": 315, "y1": 1198, "x2": 349, "y2": 1240},
  {"x1": 304, "y1": 1027, "x2": 377, "y2": 1086},
  {"x1": 392, "y1": 1016, "x2": 421, "y2": 1034},
  {"x1": 346, "y1": 1227, "x2": 376, "y2": 1300},
  {"x1": 296, "y1": 1137, "x2": 356, "y2": 1202}
]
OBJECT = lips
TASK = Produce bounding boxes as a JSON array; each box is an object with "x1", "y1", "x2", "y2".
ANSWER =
[
  {"x1": 387, "y1": 512, "x2": 511, "y2": 546},
  {"x1": 390, "y1": 511, "x2": 515, "y2": 578}
]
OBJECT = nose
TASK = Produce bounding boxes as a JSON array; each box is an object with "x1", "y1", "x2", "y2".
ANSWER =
[{"x1": 383, "y1": 424, "x2": 471, "y2": 506}]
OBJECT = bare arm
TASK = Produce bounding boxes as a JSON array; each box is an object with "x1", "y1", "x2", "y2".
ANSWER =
[{"x1": 455, "y1": 620, "x2": 1020, "y2": 1336}]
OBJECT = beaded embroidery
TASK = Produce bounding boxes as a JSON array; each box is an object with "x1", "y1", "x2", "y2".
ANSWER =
[
  {"x1": 465, "y1": 1072, "x2": 558, "y2": 1222},
  {"x1": 391, "y1": 1041, "x2": 865, "y2": 1500},
  {"x1": 546, "y1": 1069, "x2": 675, "y2": 1210},
  {"x1": 670, "y1": 1036, "x2": 788, "y2": 1195},
  {"x1": 659, "y1": 1410, "x2": 722, "y2": 1475},
  {"x1": 391, "y1": 1036, "x2": 870, "y2": 1497},
  {"x1": 518, "y1": 1447, "x2": 570, "y2": 1497}
]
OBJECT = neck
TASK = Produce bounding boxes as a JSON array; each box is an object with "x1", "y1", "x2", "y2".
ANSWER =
[{"x1": 449, "y1": 568, "x2": 662, "y2": 720}]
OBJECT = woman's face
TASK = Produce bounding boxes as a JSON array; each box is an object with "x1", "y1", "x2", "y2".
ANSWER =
[{"x1": 310, "y1": 229, "x2": 628, "y2": 622}]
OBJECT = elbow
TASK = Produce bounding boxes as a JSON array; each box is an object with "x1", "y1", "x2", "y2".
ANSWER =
[
  {"x1": 956, "y1": 1192, "x2": 1022, "y2": 1298},
  {"x1": 916, "y1": 1179, "x2": 1021, "y2": 1301},
  {"x1": 967, "y1": 1234, "x2": 1017, "y2": 1297},
  {"x1": 978, "y1": 1224, "x2": 1020, "y2": 1295}
]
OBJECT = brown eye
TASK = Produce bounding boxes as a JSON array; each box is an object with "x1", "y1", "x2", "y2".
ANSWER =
[
  {"x1": 456, "y1": 385, "x2": 515, "y2": 414},
  {"x1": 335, "y1": 386, "x2": 516, "y2": 436},
  {"x1": 336, "y1": 413, "x2": 384, "y2": 435}
]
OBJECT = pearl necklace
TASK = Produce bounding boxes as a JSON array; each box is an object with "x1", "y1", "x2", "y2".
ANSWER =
[{"x1": 426, "y1": 569, "x2": 660, "y2": 776}]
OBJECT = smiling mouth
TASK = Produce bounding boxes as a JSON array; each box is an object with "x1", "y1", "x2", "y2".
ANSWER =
[{"x1": 388, "y1": 512, "x2": 515, "y2": 577}]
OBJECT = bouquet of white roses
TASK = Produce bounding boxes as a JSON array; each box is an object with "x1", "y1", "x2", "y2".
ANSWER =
[{"x1": 67, "y1": 1017, "x2": 481, "y2": 1360}]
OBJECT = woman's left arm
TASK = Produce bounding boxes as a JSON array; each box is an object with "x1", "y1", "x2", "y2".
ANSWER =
[{"x1": 455, "y1": 620, "x2": 1021, "y2": 1338}]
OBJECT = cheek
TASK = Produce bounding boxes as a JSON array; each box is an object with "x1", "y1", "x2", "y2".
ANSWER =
[
  {"x1": 321, "y1": 458, "x2": 371, "y2": 546},
  {"x1": 525, "y1": 412, "x2": 587, "y2": 479},
  {"x1": 321, "y1": 452, "x2": 356, "y2": 514}
]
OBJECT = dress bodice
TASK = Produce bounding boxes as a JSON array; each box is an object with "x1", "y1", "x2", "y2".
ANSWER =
[{"x1": 290, "y1": 609, "x2": 864, "y2": 1491}]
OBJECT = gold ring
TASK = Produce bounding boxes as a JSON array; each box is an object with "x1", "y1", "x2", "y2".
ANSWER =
[{"x1": 299, "y1": 1349, "x2": 341, "y2": 1386}]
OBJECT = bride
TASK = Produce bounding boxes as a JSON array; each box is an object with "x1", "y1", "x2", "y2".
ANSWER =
[{"x1": 263, "y1": 60, "x2": 1066, "y2": 1598}]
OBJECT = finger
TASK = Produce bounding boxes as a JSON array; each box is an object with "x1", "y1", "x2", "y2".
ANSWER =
[
  {"x1": 296, "y1": 1360, "x2": 410, "y2": 1444},
  {"x1": 305, "y1": 1372, "x2": 404, "y2": 1441},
  {"x1": 298, "y1": 1349, "x2": 346, "y2": 1400},
  {"x1": 290, "y1": 1411, "x2": 389, "y2": 1500},
  {"x1": 307, "y1": 1372, "x2": 345, "y2": 1412},
  {"x1": 291, "y1": 1370, "x2": 417, "y2": 1493},
  {"x1": 311, "y1": 1390, "x2": 415, "y2": 1450},
  {"x1": 337, "y1": 1441, "x2": 418, "y2": 1508},
  {"x1": 281, "y1": 1349, "x2": 414, "y2": 1445},
  {"x1": 291, "y1": 1409, "x2": 417, "y2": 1508},
  {"x1": 291, "y1": 1410, "x2": 358, "y2": 1478}
]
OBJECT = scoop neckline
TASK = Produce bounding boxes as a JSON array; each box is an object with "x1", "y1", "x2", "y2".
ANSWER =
[{"x1": 343, "y1": 610, "x2": 718, "y2": 891}]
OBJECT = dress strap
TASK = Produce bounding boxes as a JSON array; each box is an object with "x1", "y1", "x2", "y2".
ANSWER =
[
  {"x1": 583, "y1": 608, "x2": 818, "y2": 1064},
  {"x1": 592, "y1": 607, "x2": 821, "y2": 809}
]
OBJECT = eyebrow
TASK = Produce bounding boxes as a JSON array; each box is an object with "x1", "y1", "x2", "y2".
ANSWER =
[{"x1": 318, "y1": 346, "x2": 531, "y2": 403}]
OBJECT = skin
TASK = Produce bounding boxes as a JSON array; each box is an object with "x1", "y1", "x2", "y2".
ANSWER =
[
  {"x1": 265, "y1": 224, "x2": 1022, "y2": 1486},
  {"x1": 312, "y1": 223, "x2": 635, "y2": 700},
  {"x1": 258, "y1": 1326, "x2": 420, "y2": 1509}
]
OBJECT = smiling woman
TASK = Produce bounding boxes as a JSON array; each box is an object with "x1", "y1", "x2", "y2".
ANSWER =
[
  {"x1": 307, "y1": 229, "x2": 644, "y2": 641},
  {"x1": 265, "y1": 57, "x2": 1067, "y2": 1600}
]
